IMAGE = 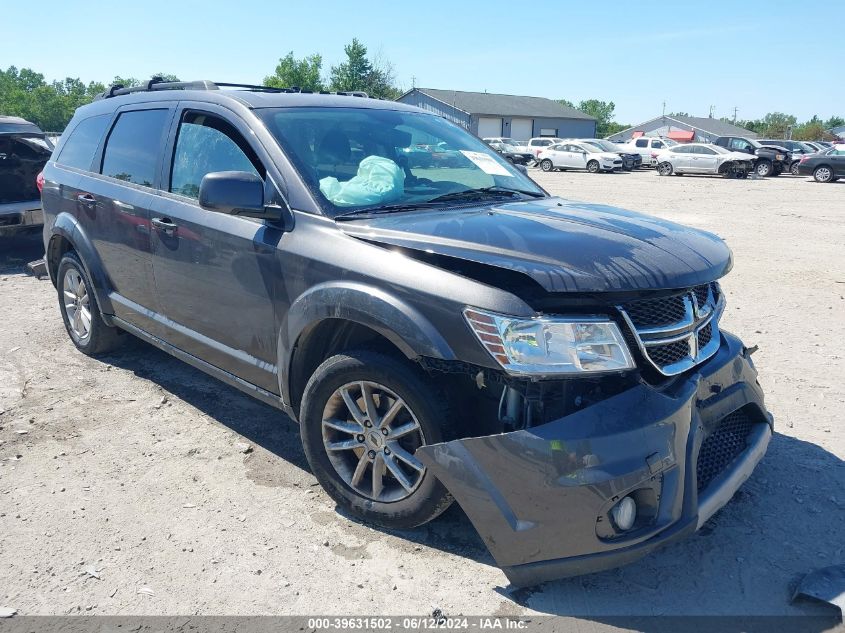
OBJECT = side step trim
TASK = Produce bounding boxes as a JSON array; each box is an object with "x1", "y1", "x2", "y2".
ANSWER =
[{"x1": 112, "y1": 317, "x2": 289, "y2": 415}]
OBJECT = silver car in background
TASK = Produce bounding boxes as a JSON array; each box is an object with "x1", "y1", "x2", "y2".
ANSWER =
[{"x1": 654, "y1": 143, "x2": 755, "y2": 178}]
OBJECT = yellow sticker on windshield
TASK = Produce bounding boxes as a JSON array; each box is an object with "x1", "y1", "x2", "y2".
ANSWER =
[{"x1": 459, "y1": 151, "x2": 512, "y2": 176}]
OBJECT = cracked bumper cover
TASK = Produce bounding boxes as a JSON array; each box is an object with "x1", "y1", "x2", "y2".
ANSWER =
[{"x1": 416, "y1": 331, "x2": 772, "y2": 586}]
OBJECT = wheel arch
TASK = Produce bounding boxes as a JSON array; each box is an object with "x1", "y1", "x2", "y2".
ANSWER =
[
  {"x1": 46, "y1": 213, "x2": 114, "y2": 315},
  {"x1": 279, "y1": 282, "x2": 457, "y2": 416}
]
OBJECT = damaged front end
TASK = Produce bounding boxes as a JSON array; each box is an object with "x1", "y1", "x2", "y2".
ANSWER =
[{"x1": 417, "y1": 329, "x2": 772, "y2": 587}]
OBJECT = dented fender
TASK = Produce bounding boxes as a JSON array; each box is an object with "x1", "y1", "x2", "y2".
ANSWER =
[
  {"x1": 278, "y1": 281, "x2": 457, "y2": 406},
  {"x1": 417, "y1": 331, "x2": 773, "y2": 586}
]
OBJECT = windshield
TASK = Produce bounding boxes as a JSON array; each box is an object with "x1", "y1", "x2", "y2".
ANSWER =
[
  {"x1": 589, "y1": 140, "x2": 619, "y2": 152},
  {"x1": 260, "y1": 108, "x2": 543, "y2": 216},
  {"x1": 576, "y1": 144, "x2": 600, "y2": 153},
  {"x1": 663, "y1": 139, "x2": 678, "y2": 147},
  {"x1": 710, "y1": 145, "x2": 730, "y2": 154}
]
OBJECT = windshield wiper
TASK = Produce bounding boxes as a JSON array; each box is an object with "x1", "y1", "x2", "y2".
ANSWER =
[
  {"x1": 334, "y1": 187, "x2": 545, "y2": 220},
  {"x1": 427, "y1": 186, "x2": 544, "y2": 203},
  {"x1": 334, "y1": 202, "x2": 442, "y2": 220}
]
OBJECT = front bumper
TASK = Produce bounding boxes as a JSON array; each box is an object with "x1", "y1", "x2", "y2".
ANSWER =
[
  {"x1": 0, "y1": 202, "x2": 44, "y2": 236},
  {"x1": 417, "y1": 331, "x2": 772, "y2": 586}
]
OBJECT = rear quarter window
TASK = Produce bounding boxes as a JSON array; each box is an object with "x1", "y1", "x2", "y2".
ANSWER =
[{"x1": 56, "y1": 114, "x2": 110, "y2": 171}]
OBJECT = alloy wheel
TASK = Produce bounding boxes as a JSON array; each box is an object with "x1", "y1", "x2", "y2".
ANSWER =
[
  {"x1": 321, "y1": 381, "x2": 426, "y2": 503},
  {"x1": 63, "y1": 268, "x2": 92, "y2": 341},
  {"x1": 540, "y1": 159, "x2": 553, "y2": 172},
  {"x1": 814, "y1": 166, "x2": 832, "y2": 183}
]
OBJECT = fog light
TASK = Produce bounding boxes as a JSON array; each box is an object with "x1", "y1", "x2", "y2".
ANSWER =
[{"x1": 610, "y1": 496, "x2": 637, "y2": 531}]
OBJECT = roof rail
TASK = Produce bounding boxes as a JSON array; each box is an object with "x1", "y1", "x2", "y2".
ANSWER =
[{"x1": 96, "y1": 78, "x2": 371, "y2": 100}]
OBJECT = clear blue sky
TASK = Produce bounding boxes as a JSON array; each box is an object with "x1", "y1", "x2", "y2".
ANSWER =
[{"x1": 3, "y1": 0, "x2": 840, "y2": 124}]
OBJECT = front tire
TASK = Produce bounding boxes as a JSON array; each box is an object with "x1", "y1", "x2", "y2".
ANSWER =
[
  {"x1": 587, "y1": 160, "x2": 600, "y2": 173},
  {"x1": 57, "y1": 252, "x2": 123, "y2": 356},
  {"x1": 790, "y1": 161, "x2": 800, "y2": 176},
  {"x1": 299, "y1": 350, "x2": 454, "y2": 529},
  {"x1": 540, "y1": 159, "x2": 554, "y2": 172},
  {"x1": 657, "y1": 162, "x2": 673, "y2": 176},
  {"x1": 755, "y1": 160, "x2": 773, "y2": 177},
  {"x1": 813, "y1": 165, "x2": 834, "y2": 183}
]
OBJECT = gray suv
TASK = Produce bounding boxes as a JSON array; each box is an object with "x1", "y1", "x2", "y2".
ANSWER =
[{"x1": 41, "y1": 79, "x2": 772, "y2": 586}]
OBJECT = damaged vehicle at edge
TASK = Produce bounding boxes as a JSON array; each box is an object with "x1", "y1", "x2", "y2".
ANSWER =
[{"x1": 40, "y1": 81, "x2": 772, "y2": 587}]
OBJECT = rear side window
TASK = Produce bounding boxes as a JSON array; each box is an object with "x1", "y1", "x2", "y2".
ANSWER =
[
  {"x1": 101, "y1": 109, "x2": 169, "y2": 187},
  {"x1": 56, "y1": 115, "x2": 110, "y2": 171},
  {"x1": 169, "y1": 112, "x2": 264, "y2": 200}
]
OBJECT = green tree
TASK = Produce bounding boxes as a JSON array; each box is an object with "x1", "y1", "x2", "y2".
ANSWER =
[
  {"x1": 264, "y1": 52, "x2": 324, "y2": 91},
  {"x1": 555, "y1": 98, "x2": 575, "y2": 108},
  {"x1": 825, "y1": 116, "x2": 844, "y2": 130},
  {"x1": 577, "y1": 99, "x2": 617, "y2": 137},
  {"x1": 329, "y1": 38, "x2": 400, "y2": 99},
  {"x1": 0, "y1": 66, "x2": 178, "y2": 131},
  {"x1": 759, "y1": 112, "x2": 797, "y2": 138}
]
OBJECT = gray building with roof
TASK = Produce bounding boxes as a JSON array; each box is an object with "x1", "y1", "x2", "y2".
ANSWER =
[
  {"x1": 396, "y1": 88, "x2": 596, "y2": 141},
  {"x1": 606, "y1": 115, "x2": 758, "y2": 143}
]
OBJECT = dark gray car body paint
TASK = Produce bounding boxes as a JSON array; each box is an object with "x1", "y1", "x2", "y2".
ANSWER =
[
  {"x1": 417, "y1": 332, "x2": 772, "y2": 585},
  {"x1": 40, "y1": 89, "x2": 771, "y2": 585}
]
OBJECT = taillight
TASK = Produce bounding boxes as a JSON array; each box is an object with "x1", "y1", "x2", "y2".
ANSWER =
[
  {"x1": 650, "y1": 152, "x2": 658, "y2": 158},
  {"x1": 36, "y1": 171, "x2": 45, "y2": 193}
]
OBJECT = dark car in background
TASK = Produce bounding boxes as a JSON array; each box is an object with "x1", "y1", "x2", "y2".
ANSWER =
[
  {"x1": 485, "y1": 139, "x2": 533, "y2": 165},
  {"x1": 1, "y1": 116, "x2": 53, "y2": 236},
  {"x1": 713, "y1": 136, "x2": 791, "y2": 177},
  {"x1": 578, "y1": 138, "x2": 643, "y2": 170},
  {"x1": 40, "y1": 79, "x2": 772, "y2": 586},
  {"x1": 795, "y1": 144, "x2": 845, "y2": 183},
  {"x1": 758, "y1": 139, "x2": 818, "y2": 175}
]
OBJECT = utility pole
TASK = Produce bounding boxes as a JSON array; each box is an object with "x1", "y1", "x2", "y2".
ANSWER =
[
  {"x1": 662, "y1": 100, "x2": 666, "y2": 117},
  {"x1": 709, "y1": 105, "x2": 715, "y2": 119},
  {"x1": 411, "y1": 75, "x2": 416, "y2": 89},
  {"x1": 732, "y1": 106, "x2": 738, "y2": 124}
]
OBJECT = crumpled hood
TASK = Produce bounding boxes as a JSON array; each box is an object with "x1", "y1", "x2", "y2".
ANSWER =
[{"x1": 339, "y1": 197, "x2": 732, "y2": 293}]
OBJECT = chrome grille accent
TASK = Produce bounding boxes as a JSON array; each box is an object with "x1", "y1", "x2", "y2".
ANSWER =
[{"x1": 618, "y1": 283, "x2": 723, "y2": 376}]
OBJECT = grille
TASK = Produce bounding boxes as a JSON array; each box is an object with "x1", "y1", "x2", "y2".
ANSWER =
[
  {"x1": 696, "y1": 409, "x2": 755, "y2": 493},
  {"x1": 624, "y1": 294, "x2": 687, "y2": 328},
  {"x1": 698, "y1": 322, "x2": 713, "y2": 349},
  {"x1": 619, "y1": 283, "x2": 721, "y2": 376},
  {"x1": 693, "y1": 284, "x2": 710, "y2": 308},
  {"x1": 648, "y1": 339, "x2": 691, "y2": 368}
]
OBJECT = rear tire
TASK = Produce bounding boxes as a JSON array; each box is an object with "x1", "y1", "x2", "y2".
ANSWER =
[
  {"x1": 587, "y1": 160, "x2": 600, "y2": 173},
  {"x1": 657, "y1": 162, "x2": 673, "y2": 176},
  {"x1": 813, "y1": 165, "x2": 834, "y2": 183},
  {"x1": 790, "y1": 161, "x2": 800, "y2": 176},
  {"x1": 299, "y1": 350, "x2": 455, "y2": 529},
  {"x1": 57, "y1": 252, "x2": 123, "y2": 356},
  {"x1": 540, "y1": 159, "x2": 554, "y2": 172}
]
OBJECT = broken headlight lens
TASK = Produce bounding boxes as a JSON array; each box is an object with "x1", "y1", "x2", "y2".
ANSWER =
[{"x1": 464, "y1": 308, "x2": 635, "y2": 375}]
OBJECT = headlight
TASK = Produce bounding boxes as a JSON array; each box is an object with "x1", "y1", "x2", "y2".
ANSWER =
[
  {"x1": 776, "y1": 154, "x2": 785, "y2": 160},
  {"x1": 464, "y1": 309, "x2": 635, "y2": 375}
]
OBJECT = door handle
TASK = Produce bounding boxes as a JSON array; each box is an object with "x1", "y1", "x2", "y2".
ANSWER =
[
  {"x1": 151, "y1": 217, "x2": 178, "y2": 235},
  {"x1": 77, "y1": 193, "x2": 96, "y2": 206}
]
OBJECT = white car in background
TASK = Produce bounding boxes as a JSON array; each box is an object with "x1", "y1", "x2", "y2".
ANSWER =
[
  {"x1": 537, "y1": 141, "x2": 624, "y2": 173},
  {"x1": 620, "y1": 136, "x2": 678, "y2": 165},
  {"x1": 654, "y1": 143, "x2": 755, "y2": 178},
  {"x1": 527, "y1": 137, "x2": 564, "y2": 160}
]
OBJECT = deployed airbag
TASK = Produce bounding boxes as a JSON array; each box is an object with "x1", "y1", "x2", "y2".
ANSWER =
[{"x1": 319, "y1": 156, "x2": 405, "y2": 206}]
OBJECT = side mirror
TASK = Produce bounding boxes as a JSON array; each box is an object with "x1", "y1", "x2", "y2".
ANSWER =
[
  {"x1": 515, "y1": 164, "x2": 528, "y2": 175},
  {"x1": 199, "y1": 171, "x2": 276, "y2": 220}
]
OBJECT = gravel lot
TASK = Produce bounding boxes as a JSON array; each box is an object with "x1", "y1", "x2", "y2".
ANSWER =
[{"x1": 0, "y1": 169, "x2": 843, "y2": 619}]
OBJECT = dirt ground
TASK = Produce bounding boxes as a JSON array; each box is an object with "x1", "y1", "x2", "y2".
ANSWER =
[{"x1": 0, "y1": 169, "x2": 843, "y2": 620}]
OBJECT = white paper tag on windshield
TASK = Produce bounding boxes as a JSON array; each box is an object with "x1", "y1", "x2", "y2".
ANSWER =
[{"x1": 459, "y1": 151, "x2": 512, "y2": 176}]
